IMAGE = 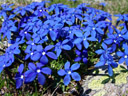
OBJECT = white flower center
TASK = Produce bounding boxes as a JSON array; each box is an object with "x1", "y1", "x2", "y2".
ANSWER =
[
  {"x1": 83, "y1": 38, "x2": 86, "y2": 41},
  {"x1": 39, "y1": 9, "x2": 42, "y2": 12},
  {"x1": 119, "y1": 34, "x2": 121, "y2": 37},
  {"x1": 20, "y1": 75, "x2": 24, "y2": 79},
  {"x1": 24, "y1": 31, "x2": 27, "y2": 34},
  {"x1": 31, "y1": 52, "x2": 33, "y2": 55},
  {"x1": 42, "y1": 52, "x2": 46, "y2": 55},
  {"x1": 2, "y1": 19, "x2": 4, "y2": 22},
  {"x1": 92, "y1": 27, "x2": 95, "y2": 30},
  {"x1": 114, "y1": 40, "x2": 116, "y2": 43},
  {"x1": 124, "y1": 55, "x2": 127, "y2": 58},
  {"x1": 69, "y1": 31, "x2": 71, "y2": 33},
  {"x1": 3, "y1": 64, "x2": 5, "y2": 68},
  {"x1": 49, "y1": 28, "x2": 52, "y2": 31},
  {"x1": 68, "y1": 71, "x2": 71, "y2": 74},
  {"x1": 31, "y1": 43, "x2": 34, "y2": 45},
  {"x1": 37, "y1": 69, "x2": 41, "y2": 73}
]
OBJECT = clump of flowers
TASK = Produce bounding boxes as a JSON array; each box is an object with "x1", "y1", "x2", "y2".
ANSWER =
[{"x1": 0, "y1": 1, "x2": 128, "y2": 92}]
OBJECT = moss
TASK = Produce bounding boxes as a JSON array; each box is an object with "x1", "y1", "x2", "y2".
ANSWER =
[
  {"x1": 113, "y1": 65, "x2": 128, "y2": 85},
  {"x1": 88, "y1": 65, "x2": 128, "y2": 90},
  {"x1": 88, "y1": 76, "x2": 108, "y2": 90},
  {"x1": 93, "y1": 90, "x2": 106, "y2": 96}
]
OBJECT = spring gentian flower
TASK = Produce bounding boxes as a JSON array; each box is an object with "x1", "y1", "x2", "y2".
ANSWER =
[
  {"x1": 55, "y1": 39, "x2": 71, "y2": 57},
  {"x1": 74, "y1": 49, "x2": 88, "y2": 64},
  {"x1": 25, "y1": 63, "x2": 52, "y2": 85},
  {"x1": 58, "y1": 61, "x2": 81, "y2": 85},
  {"x1": 74, "y1": 31, "x2": 97, "y2": 49},
  {"x1": 35, "y1": 45, "x2": 57, "y2": 64},
  {"x1": 15, "y1": 64, "x2": 24, "y2": 89},
  {"x1": 95, "y1": 54, "x2": 118, "y2": 76},
  {"x1": 117, "y1": 44, "x2": 128, "y2": 66}
]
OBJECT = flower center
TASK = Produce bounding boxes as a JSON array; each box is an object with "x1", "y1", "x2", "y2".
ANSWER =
[
  {"x1": 37, "y1": 69, "x2": 41, "y2": 73},
  {"x1": 49, "y1": 28, "x2": 52, "y2": 31},
  {"x1": 83, "y1": 38, "x2": 86, "y2": 41},
  {"x1": 31, "y1": 52, "x2": 33, "y2": 55},
  {"x1": 124, "y1": 55, "x2": 127, "y2": 58},
  {"x1": 39, "y1": 9, "x2": 42, "y2": 12},
  {"x1": 3, "y1": 64, "x2": 5, "y2": 68},
  {"x1": 24, "y1": 31, "x2": 27, "y2": 34},
  {"x1": 2, "y1": 19, "x2": 4, "y2": 22},
  {"x1": 119, "y1": 34, "x2": 121, "y2": 37},
  {"x1": 92, "y1": 27, "x2": 95, "y2": 30},
  {"x1": 31, "y1": 43, "x2": 34, "y2": 45},
  {"x1": 20, "y1": 75, "x2": 24, "y2": 79},
  {"x1": 68, "y1": 71, "x2": 71, "y2": 74},
  {"x1": 69, "y1": 31, "x2": 71, "y2": 33},
  {"x1": 114, "y1": 40, "x2": 116, "y2": 43},
  {"x1": 42, "y1": 52, "x2": 46, "y2": 55}
]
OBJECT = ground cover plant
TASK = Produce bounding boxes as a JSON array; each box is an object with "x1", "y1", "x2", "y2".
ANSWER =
[{"x1": 0, "y1": 0, "x2": 128, "y2": 95}]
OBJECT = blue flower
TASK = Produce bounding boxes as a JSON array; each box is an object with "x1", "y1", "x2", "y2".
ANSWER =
[
  {"x1": 25, "y1": 62, "x2": 52, "y2": 85},
  {"x1": 95, "y1": 54, "x2": 118, "y2": 76},
  {"x1": 58, "y1": 61, "x2": 81, "y2": 86},
  {"x1": 74, "y1": 49, "x2": 88, "y2": 64},
  {"x1": 15, "y1": 64, "x2": 24, "y2": 89},
  {"x1": 117, "y1": 44, "x2": 128, "y2": 66},
  {"x1": 74, "y1": 31, "x2": 97, "y2": 49},
  {"x1": 35, "y1": 45, "x2": 57, "y2": 64},
  {"x1": 55, "y1": 39, "x2": 71, "y2": 57}
]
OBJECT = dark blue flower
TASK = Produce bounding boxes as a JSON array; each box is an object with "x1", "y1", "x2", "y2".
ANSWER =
[
  {"x1": 117, "y1": 44, "x2": 128, "y2": 66},
  {"x1": 95, "y1": 54, "x2": 118, "y2": 76},
  {"x1": 74, "y1": 49, "x2": 88, "y2": 64},
  {"x1": 58, "y1": 61, "x2": 81, "y2": 85},
  {"x1": 15, "y1": 64, "x2": 24, "y2": 89},
  {"x1": 55, "y1": 39, "x2": 71, "y2": 57},
  {"x1": 25, "y1": 62, "x2": 52, "y2": 85},
  {"x1": 34, "y1": 45, "x2": 57, "y2": 64}
]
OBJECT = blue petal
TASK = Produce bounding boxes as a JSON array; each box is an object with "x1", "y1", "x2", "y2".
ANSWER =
[
  {"x1": 56, "y1": 48, "x2": 62, "y2": 57},
  {"x1": 117, "y1": 51, "x2": 124, "y2": 57},
  {"x1": 95, "y1": 61, "x2": 105, "y2": 67},
  {"x1": 46, "y1": 52, "x2": 57, "y2": 59},
  {"x1": 76, "y1": 43, "x2": 82, "y2": 50},
  {"x1": 25, "y1": 71, "x2": 36, "y2": 83},
  {"x1": 31, "y1": 53, "x2": 41, "y2": 61},
  {"x1": 38, "y1": 73, "x2": 46, "y2": 85},
  {"x1": 64, "y1": 75, "x2": 71, "y2": 86},
  {"x1": 18, "y1": 64, "x2": 24, "y2": 74},
  {"x1": 41, "y1": 67, "x2": 52, "y2": 75},
  {"x1": 64, "y1": 61, "x2": 70, "y2": 69},
  {"x1": 62, "y1": 45, "x2": 71, "y2": 50},
  {"x1": 95, "y1": 49, "x2": 104, "y2": 54},
  {"x1": 83, "y1": 40, "x2": 89, "y2": 49},
  {"x1": 57, "y1": 69, "x2": 66, "y2": 76},
  {"x1": 71, "y1": 72, "x2": 81, "y2": 81},
  {"x1": 16, "y1": 79, "x2": 23, "y2": 89},
  {"x1": 108, "y1": 65, "x2": 113, "y2": 76},
  {"x1": 50, "y1": 31, "x2": 56, "y2": 41},
  {"x1": 119, "y1": 57, "x2": 125, "y2": 64},
  {"x1": 102, "y1": 42, "x2": 107, "y2": 50},
  {"x1": 36, "y1": 45, "x2": 43, "y2": 52},
  {"x1": 45, "y1": 45, "x2": 54, "y2": 51},
  {"x1": 74, "y1": 56, "x2": 81, "y2": 62},
  {"x1": 71, "y1": 63, "x2": 80, "y2": 71},
  {"x1": 96, "y1": 28, "x2": 104, "y2": 34},
  {"x1": 40, "y1": 55, "x2": 48, "y2": 64},
  {"x1": 83, "y1": 58, "x2": 88, "y2": 64},
  {"x1": 87, "y1": 37, "x2": 97, "y2": 41},
  {"x1": 28, "y1": 63, "x2": 36, "y2": 70},
  {"x1": 125, "y1": 58, "x2": 128, "y2": 66},
  {"x1": 104, "y1": 39, "x2": 113, "y2": 45},
  {"x1": 74, "y1": 38, "x2": 82, "y2": 44},
  {"x1": 36, "y1": 63, "x2": 44, "y2": 68}
]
